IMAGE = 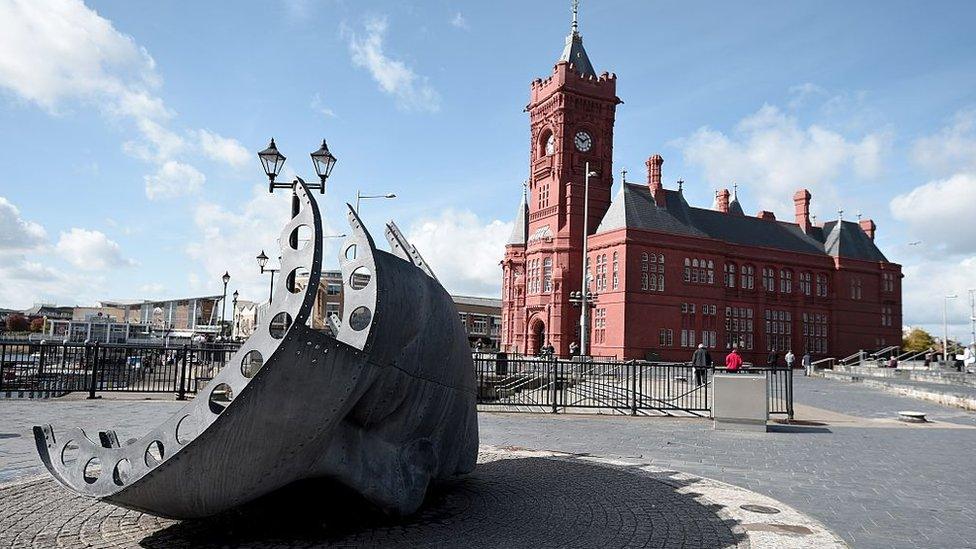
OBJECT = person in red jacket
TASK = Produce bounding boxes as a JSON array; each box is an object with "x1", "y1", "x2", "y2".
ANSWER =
[{"x1": 725, "y1": 347, "x2": 743, "y2": 373}]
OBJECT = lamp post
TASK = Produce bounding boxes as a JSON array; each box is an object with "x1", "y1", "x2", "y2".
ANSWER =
[
  {"x1": 574, "y1": 161, "x2": 599, "y2": 356},
  {"x1": 356, "y1": 191, "x2": 397, "y2": 214},
  {"x1": 969, "y1": 288, "x2": 975, "y2": 349},
  {"x1": 232, "y1": 290, "x2": 239, "y2": 340},
  {"x1": 944, "y1": 294, "x2": 958, "y2": 363},
  {"x1": 220, "y1": 272, "x2": 230, "y2": 339},
  {"x1": 259, "y1": 138, "x2": 338, "y2": 247},
  {"x1": 256, "y1": 250, "x2": 279, "y2": 304}
]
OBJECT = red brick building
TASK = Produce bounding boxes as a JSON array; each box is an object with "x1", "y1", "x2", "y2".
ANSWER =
[{"x1": 500, "y1": 18, "x2": 902, "y2": 363}]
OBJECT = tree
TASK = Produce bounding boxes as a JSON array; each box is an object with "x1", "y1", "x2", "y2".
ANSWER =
[
  {"x1": 29, "y1": 317, "x2": 45, "y2": 332},
  {"x1": 903, "y1": 327, "x2": 936, "y2": 352},
  {"x1": 5, "y1": 313, "x2": 29, "y2": 332}
]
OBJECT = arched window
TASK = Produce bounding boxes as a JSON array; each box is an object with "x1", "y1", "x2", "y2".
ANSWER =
[
  {"x1": 780, "y1": 269, "x2": 793, "y2": 293},
  {"x1": 691, "y1": 259, "x2": 700, "y2": 283},
  {"x1": 724, "y1": 262, "x2": 737, "y2": 288},
  {"x1": 683, "y1": 258, "x2": 691, "y2": 282},
  {"x1": 540, "y1": 129, "x2": 555, "y2": 158},
  {"x1": 740, "y1": 264, "x2": 755, "y2": 290},
  {"x1": 641, "y1": 252, "x2": 648, "y2": 273},
  {"x1": 706, "y1": 260, "x2": 715, "y2": 284},
  {"x1": 641, "y1": 272, "x2": 649, "y2": 291}
]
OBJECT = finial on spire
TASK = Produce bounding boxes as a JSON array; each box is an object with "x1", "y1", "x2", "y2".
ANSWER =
[
  {"x1": 677, "y1": 179, "x2": 684, "y2": 193},
  {"x1": 837, "y1": 208, "x2": 844, "y2": 221},
  {"x1": 571, "y1": 0, "x2": 579, "y2": 33},
  {"x1": 732, "y1": 182, "x2": 738, "y2": 197},
  {"x1": 812, "y1": 214, "x2": 818, "y2": 224},
  {"x1": 522, "y1": 179, "x2": 528, "y2": 200},
  {"x1": 620, "y1": 168, "x2": 627, "y2": 183},
  {"x1": 856, "y1": 210, "x2": 862, "y2": 221}
]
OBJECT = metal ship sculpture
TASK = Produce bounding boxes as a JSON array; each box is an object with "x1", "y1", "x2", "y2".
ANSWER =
[{"x1": 34, "y1": 181, "x2": 479, "y2": 518}]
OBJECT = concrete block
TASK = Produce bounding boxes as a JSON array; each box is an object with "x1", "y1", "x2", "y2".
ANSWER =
[{"x1": 713, "y1": 373, "x2": 768, "y2": 432}]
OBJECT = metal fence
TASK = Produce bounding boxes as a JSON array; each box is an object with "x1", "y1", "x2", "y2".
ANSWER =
[
  {"x1": 474, "y1": 353, "x2": 793, "y2": 418},
  {"x1": 0, "y1": 340, "x2": 240, "y2": 399}
]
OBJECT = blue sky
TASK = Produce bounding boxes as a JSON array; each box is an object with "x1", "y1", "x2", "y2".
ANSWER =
[{"x1": 1, "y1": 0, "x2": 975, "y2": 337}]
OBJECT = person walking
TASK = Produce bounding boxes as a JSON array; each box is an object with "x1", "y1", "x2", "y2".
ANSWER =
[
  {"x1": 766, "y1": 348, "x2": 778, "y2": 368},
  {"x1": 725, "y1": 347, "x2": 743, "y2": 373},
  {"x1": 785, "y1": 349, "x2": 795, "y2": 370},
  {"x1": 569, "y1": 341, "x2": 579, "y2": 357},
  {"x1": 802, "y1": 351, "x2": 813, "y2": 376},
  {"x1": 691, "y1": 343, "x2": 712, "y2": 386}
]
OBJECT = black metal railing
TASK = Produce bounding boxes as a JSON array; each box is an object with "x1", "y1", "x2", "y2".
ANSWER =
[
  {"x1": 0, "y1": 340, "x2": 240, "y2": 399},
  {"x1": 474, "y1": 354, "x2": 793, "y2": 418}
]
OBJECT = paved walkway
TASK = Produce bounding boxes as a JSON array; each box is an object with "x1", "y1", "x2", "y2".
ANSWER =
[{"x1": 1, "y1": 376, "x2": 974, "y2": 548}]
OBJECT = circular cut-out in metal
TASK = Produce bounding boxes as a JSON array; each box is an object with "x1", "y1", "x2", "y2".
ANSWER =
[
  {"x1": 240, "y1": 350, "x2": 264, "y2": 378},
  {"x1": 348, "y1": 306, "x2": 372, "y2": 331},
  {"x1": 344, "y1": 244, "x2": 357, "y2": 260},
  {"x1": 208, "y1": 383, "x2": 234, "y2": 414},
  {"x1": 350, "y1": 266, "x2": 372, "y2": 290},
  {"x1": 285, "y1": 268, "x2": 303, "y2": 294},
  {"x1": 740, "y1": 504, "x2": 781, "y2": 514},
  {"x1": 269, "y1": 312, "x2": 292, "y2": 339},
  {"x1": 61, "y1": 440, "x2": 79, "y2": 466},
  {"x1": 113, "y1": 458, "x2": 131, "y2": 486},
  {"x1": 175, "y1": 415, "x2": 198, "y2": 444},
  {"x1": 145, "y1": 441, "x2": 164, "y2": 467},
  {"x1": 83, "y1": 457, "x2": 102, "y2": 484},
  {"x1": 290, "y1": 224, "x2": 312, "y2": 250}
]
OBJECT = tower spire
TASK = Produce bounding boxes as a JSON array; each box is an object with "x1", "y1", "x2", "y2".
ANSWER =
[{"x1": 572, "y1": 0, "x2": 579, "y2": 34}]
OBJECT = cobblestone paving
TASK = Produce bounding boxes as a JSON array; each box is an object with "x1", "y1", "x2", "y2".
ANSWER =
[
  {"x1": 0, "y1": 451, "x2": 759, "y2": 548},
  {"x1": 2, "y1": 376, "x2": 974, "y2": 548}
]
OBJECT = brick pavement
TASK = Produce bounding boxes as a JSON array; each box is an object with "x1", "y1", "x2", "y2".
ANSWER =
[{"x1": 1, "y1": 376, "x2": 974, "y2": 548}]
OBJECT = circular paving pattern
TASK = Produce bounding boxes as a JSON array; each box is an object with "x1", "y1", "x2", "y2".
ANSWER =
[{"x1": 0, "y1": 449, "x2": 841, "y2": 548}]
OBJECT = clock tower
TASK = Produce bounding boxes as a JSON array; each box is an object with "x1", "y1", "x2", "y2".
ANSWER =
[{"x1": 502, "y1": 1, "x2": 621, "y2": 356}]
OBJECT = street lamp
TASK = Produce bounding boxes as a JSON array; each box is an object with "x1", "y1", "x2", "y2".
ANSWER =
[
  {"x1": 944, "y1": 294, "x2": 958, "y2": 364},
  {"x1": 969, "y1": 289, "x2": 976, "y2": 349},
  {"x1": 356, "y1": 191, "x2": 397, "y2": 214},
  {"x1": 220, "y1": 272, "x2": 230, "y2": 339},
  {"x1": 256, "y1": 250, "x2": 279, "y2": 304},
  {"x1": 575, "y1": 161, "x2": 599, "y2": 356},
  {"x1": 258, "y1": 137, "x2": 337, "y2": 194},
  {"x1": 232, "y1": 290, "x2": 239, "y2": 340}
]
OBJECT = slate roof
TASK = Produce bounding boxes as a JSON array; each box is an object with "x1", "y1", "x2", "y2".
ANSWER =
[
  {"x1": 595, "y1": 183, "x2": 889, "y2": 262},
  {"x1": 506, "y1": 191, "x2": 528, "y2": 246},
  {"x1": 559, "y1": 31, "x2": 596, "y2": 78}
]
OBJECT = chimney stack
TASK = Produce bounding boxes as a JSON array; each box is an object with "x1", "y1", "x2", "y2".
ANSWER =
[
  {"x1": 646, "y1": 154, "x2": 665, "y2": 207},
  {"x1": 859, "y1": 218, "x2": 876, "y2": 241},
  {"x1": 717, "y1": 188, "x2": 731, "y2": 213},
  {"x1": 793, "y1": 189, "x2": 812, "y2": 233}
]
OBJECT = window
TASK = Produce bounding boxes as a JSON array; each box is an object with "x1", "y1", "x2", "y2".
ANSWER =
[
  {"x1": 683, "y1": 258, "x2": 691, "y2": 282},
  {"x1": 537, "y1": 184, "x2": 549, "y2": 209},
  {"x1": 780, "y1": 269, "x2": 793, "y2": 294},
  {"x1": 881, "y1": 304, "x2": 894, "y2": 327},
  {"x1": 724, "y1": 263, "x2": 736, "y2": 288},
  {"x1": 593, "y1": 308, "x2": 606, "y2": 344},
  {"x1": 802, "y1": 312, "x2": 829, "y2": 354},
  {"x1": 850, "y1": 277, "x2": 863, "y2": 300},
  {"x1": 472, "y1": 317, "x2": 488, "y2": 334},
  {"x1": 816, "y1": 273, "x2": 828, "y2": 297},
  {"x1": 882, "y1": 272, "x2": 895, "y2": 293},
  {"x1": 762, "y1": 267, "x2": 776, "y2": 292},
  {"x1": 740, "y1": 265, "x2": 755, "y2": 290},
  {"x1": 542, "y1": 257, "x2": 552, "y2": 293},
  {"x1": 684, "y1": 257, "x2": 713, "y2": 285},
  {"x1": 764, "y1": 309, "x2": 793, "y2": 352},
  {"x1": 725, "y1": 306, "x2": 754, "y2": 350},
  {"x1": 799, "y1": 272, "x2": 812, "y2": 296},
  {"x1": 612, "y1": 252, "x2": 619, "y2": 290},
  {"x1": 659, "y1": 328, "x2": 673, "y2": 347}
]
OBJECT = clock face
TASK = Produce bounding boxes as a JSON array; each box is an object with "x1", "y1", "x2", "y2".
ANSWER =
[
  {"x1": 545, "y1": 134, "x2": 555, "y2": 156},
  {"x1": 574, "y1": 131, "x2": 592, "y2": 152}
]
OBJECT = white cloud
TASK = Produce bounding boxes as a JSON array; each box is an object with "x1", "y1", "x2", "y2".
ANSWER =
[
  {"x1": 186, "y1": 186, "x2": 338, "y2": 303},
  {"x1": 0, "y1": 196, "x2": 47, "y2": 253},
  {"x1": 676, "y1": 104, "x2": 889, "y2": 214},
  {"x1": 450, "y1": 12, "x2": 469, "y2": 30},
  {"x1": 911, "y1": 108, "x2": 976, "y2": 176},
  {"x1": 310, "y1": 92, "x2": 336, "y2": 118},
  {"x1": 890, "y1": 174, "x2": 976, "y2": 256},
  {"x1": 406, "y1": 209, "x2": 510, "y2": 297},
  {"x1": 138, "y1": 282, "x2": 166, "y2": 295},
  {"x1": 346, "y1": 17, "x2": 440, "y2": 112},
  {"x1": 901, "y1": 255, "x2": 976, "y2": 341},
  {"x1": 0, "y1": 257, "x2": 100, "y2": 309},
  {"x1": 56, "y1": 228, "x2": 135, "y2": 271},
  {"x1": 197, "y1": 129, "x2": 251, "y2": 168},
  {"x1": 144, "y1": 160, "x2": 206, "y2": 200}
]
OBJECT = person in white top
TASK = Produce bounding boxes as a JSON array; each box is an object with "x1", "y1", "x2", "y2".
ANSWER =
[{"x1": 784, "y1": 350, "x2": 795, "y2": 370}]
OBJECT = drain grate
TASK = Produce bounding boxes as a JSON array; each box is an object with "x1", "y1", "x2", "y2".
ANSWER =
[{"x1": 740, "y1": 504, "x2": 781, "y2": 514}]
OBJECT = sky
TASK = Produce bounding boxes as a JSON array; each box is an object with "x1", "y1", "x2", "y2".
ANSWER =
[{"x1": 0, "y1": 0, "x2": 975, "y2": 338}]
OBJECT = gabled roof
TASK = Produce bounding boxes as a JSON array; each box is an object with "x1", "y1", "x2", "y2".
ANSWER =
[
  {"x1": 595, "y1": 183, "x2": 889, "y2": 262},
  {"x1": 506, "y1": 191, "x2": 528, "y2": 246},
  {"x1": 559, "y1": 31, "x2": 596, "y2": 78}
]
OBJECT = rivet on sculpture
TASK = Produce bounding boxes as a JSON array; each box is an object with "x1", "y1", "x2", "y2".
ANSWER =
[{"x1": 33, "y1": 181, "x2": 479, "y2": 518}]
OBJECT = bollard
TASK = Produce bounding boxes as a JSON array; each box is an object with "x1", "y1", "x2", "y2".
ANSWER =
[{"x1": 87, "y1": 342, "x2": 100, "y2": 399}]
